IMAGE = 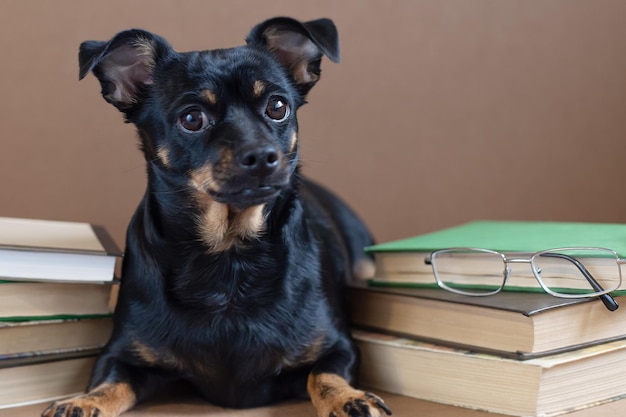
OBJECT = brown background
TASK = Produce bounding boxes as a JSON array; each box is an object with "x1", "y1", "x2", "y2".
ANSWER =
[{"x1": 2, "y1": 0, "x2": 626, "y2": 249}]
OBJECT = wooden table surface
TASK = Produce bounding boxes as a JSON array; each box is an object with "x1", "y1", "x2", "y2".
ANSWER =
[{"x1": 2, "y1": 390, "x2": 623, "y2": 417}]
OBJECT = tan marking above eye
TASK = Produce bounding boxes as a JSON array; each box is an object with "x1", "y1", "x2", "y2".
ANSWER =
[
  {"x1": 201, "y1": 89, "x2": 217, "y2": 105},
  {"x1": 253, "y1": 80, "x2": 266, "y2": 97}
]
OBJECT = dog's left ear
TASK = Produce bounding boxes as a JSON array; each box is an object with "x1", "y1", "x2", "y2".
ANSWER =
[
  {"x1": 246, "y1": 17, "x2": 340, "y2": 95},
  {"x1": 78, "y1": 29, "x2": 172, "y2": 112}
]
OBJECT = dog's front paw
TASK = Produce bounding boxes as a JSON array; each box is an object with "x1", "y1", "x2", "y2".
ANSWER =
[
  {"x1": 41, "y1": 383, "x2": 136, "y2": 417},
  {"x1": 42, "y1": 396, "x2": 103, "y2": 417},
  {"x1": 318, "y1": 389, "x2": 392, "y2": 417},
  {"x1": 337, "y1": 391, "x2": 392, "y2": 417},
  {"x1": 309, "y1": 373, "x2": 392, "y2": 417}
]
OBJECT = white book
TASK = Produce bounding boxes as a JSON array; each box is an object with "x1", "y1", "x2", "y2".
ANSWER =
[{"x1": 0, "y1": 217, "x2": 121, "y2": 282}]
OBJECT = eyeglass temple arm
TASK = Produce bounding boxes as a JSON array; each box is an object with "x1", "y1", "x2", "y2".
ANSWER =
[{"x1": 540, "y1": 253, "x2": 619, "y2": 311}]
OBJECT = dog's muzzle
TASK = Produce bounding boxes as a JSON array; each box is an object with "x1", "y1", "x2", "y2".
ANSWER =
[{"x1": 207, "y1": 143, "x2": 290, "y2": 209}]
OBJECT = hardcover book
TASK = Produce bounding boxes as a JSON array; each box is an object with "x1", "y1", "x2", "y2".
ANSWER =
[
  {"x1": 0, "y1": 316, "x2": 113, "y2": 358},
  {"x1": 0, "y1": 217, "x2": 122, "y2": 283},
  {"x1": 0, "y1": 350, "x2": 99, "y2": 408},
  {"x1": 0, "y1": 281, "x2": 114, "y2": 320},
  {"x1": 354, "y1": 329, "x2": 626, "y2": 416},
  {"x1": 349, "y1": 284, "x2": 626, "y2": 358},
  {"x1": 365, "y1": 220, "x2": 626, "y2": 292},
  {"x1": 366, "y1": 221, "x2": 626, "y2": 254}
]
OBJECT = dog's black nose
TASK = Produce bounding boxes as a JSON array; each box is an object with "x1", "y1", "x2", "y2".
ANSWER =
[{"x1": 236, "y1": 145, "x2": 279, "y2": 177}]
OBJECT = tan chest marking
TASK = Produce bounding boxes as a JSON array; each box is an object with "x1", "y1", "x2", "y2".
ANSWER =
[{"x1": 189, "y1": 163, "x2": 267, "y2": 252}]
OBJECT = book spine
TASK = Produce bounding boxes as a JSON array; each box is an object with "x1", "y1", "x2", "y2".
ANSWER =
[{"x1": 91, "y1": 225, "x2": 123, "y2": 257}]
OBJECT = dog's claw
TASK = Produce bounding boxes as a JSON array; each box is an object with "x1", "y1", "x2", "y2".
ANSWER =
[
  {"x1": 70, "y1": 407, "x2": 83, "y2": 417},
  {"x1": 365, "y1": 392, "x2": 392, "y2": 415},
  {"x1": 324, "y1": 391, "x2": 392, "y2": 417}
]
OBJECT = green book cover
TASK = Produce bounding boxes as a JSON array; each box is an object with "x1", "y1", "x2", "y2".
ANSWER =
[
  {"x1": 0, "y1": 313, "x2": 112, "y2": 323},
  {"x1": 366, "y1": 220, "x2": 626, "y2": 257}
]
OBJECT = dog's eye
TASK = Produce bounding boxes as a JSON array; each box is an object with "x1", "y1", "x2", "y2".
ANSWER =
[
  {"x1": 265, "y1": 97, "x2": 290, "y2": 122},
  {"x1": 178, "y1": 109, "x2": 210, "y2": 133}
]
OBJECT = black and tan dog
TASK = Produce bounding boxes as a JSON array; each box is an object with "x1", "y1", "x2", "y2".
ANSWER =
[{"x1": 43, "y1": 17, "x2": 390, "y2": 417}]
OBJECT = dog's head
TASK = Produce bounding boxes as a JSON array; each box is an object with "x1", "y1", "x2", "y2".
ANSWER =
[{"x1": 79, "y1": 18, "x2": 338, "y2": 214}]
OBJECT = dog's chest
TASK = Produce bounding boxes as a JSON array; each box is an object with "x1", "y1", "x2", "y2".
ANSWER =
[
  {"x1": 135, "y1": 298, "x2": 326, "y2": 383},
  {"x1": 134, "y1": 249, "x2": 327, "y2": 378},
  {"x1": 165, "y1": 246, "x2": 287, "y2": 311}
]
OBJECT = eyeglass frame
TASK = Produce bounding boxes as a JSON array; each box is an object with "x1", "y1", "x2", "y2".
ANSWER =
[{"x1": 424, "y1": 247, "x2": 626, "y2": 312}]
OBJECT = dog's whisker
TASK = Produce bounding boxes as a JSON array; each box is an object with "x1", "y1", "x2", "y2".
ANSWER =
[
  {"x1": 149, "y1": 189, "x2": 187, "y2": 196},
  {"x1": 120, "y1": 163, "x2": 149, "y2": 174}
]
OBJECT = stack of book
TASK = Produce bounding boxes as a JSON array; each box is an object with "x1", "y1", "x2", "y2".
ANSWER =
[
  {"x1": 0, "y1": 217, "x2": 121, "y2": 409},
  {"x1": 351, "y1": 220, "x2": 626, "y2": 417}
]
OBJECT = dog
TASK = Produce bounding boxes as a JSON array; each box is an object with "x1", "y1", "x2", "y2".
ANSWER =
[{"x1": 42, "y1": 17, "x2": 391, "y2": 417}]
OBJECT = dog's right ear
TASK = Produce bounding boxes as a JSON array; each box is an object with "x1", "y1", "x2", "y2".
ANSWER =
[
  {"x1": 79, "y1": 29, "x2": 171, "y2": 112},
  {"x1": 246, "y1": 17, "x2": 340, "y2": 97}
]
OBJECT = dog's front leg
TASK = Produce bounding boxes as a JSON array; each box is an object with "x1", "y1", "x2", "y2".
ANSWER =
[
  {"x1": 307, "y1": 338, "x2": 392, "y2": 417},
  {"x1": 41, "y1": 351, "x2": 167, "y2": 417}
]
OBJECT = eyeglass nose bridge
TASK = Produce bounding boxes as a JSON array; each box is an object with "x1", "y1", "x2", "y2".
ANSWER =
[
  {"x1": 501, "y1": 257, "x2": 532, "y2": 280},
  {"x1": 503, "y1": 257, "x2": 532, "y2": 264},
  {"x1": 504, "y1": 257, "x2": 545, "y2": 278}
]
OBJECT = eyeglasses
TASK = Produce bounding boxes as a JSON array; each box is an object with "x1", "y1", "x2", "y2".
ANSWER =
[{"x1": 424, "y1": 247, "x2": 626, "y2": 311}]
